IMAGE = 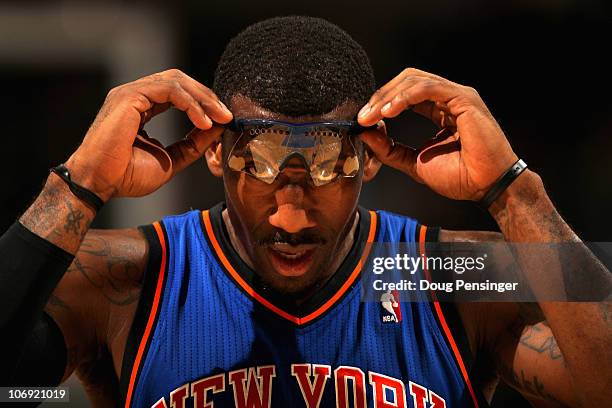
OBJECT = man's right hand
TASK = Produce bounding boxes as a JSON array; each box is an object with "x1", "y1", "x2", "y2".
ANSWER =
[{"x1": 65, "y1": 69, "x2": 232, "y2": 202}]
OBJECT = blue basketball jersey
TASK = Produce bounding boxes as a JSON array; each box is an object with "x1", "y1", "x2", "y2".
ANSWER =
[{"x1": 118, "y1": 203, "x2": 483, "y2": 408}]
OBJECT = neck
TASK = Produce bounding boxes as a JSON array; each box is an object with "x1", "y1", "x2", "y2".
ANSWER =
[{"x1": 221, "y1": 208, "x2": 360, "y2": 302}]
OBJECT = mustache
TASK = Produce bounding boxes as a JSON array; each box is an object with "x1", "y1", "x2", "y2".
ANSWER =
[{"x1": 257, "y1": 229, "x2": 326, "y2": 247}]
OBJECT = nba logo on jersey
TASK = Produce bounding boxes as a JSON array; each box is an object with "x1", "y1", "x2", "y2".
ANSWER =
[{"x1": 380, "y1": 289, "x2": 402, "y2": 323}]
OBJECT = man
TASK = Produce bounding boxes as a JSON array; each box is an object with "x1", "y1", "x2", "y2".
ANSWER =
[{"x1": 1, "y1": 16, "x2": 610, "y2": 408}]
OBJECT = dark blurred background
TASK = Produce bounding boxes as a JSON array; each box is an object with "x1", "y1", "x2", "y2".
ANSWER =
[{"x1": 1, "y1": 0, "x2": 611, "y2": 406}]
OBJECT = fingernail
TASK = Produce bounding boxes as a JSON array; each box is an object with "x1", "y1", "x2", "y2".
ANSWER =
[
  {"x1": 204, "y1": 114, "x2": 213, "y2": 128},
  {"x1": 381, "y1": 102, "x2": 392, "y2": 113},
  {"x1": 358, "y1": 104, "x2": 371, "y2": 118},
  {"x1": 218, "y1": 100, "x2": 231, "y2": 115}
]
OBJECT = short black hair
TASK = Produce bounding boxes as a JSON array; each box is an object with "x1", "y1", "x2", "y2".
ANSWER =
[{"x1": 213, "y1": 16, "x2": 375, "y2": 117}]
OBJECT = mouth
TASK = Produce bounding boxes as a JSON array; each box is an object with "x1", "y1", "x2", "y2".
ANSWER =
[{"x1": 266, "y1": 243, "x2": 317, "y2": 277}]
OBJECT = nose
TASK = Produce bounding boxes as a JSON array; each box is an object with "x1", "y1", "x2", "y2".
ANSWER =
[{"x1": 268, "y1": 184, "x2": 316, "y2": 234}]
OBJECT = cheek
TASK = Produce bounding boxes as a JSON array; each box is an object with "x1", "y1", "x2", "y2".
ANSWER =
[
  {"x1": 309, "y1": 177, "x2": 362, "y2": 227},
  {"x1": 224, "y1": 171, "x2": 276, "y2": 208},
  {"x1": 224, "y1": 172, "x2": 279, "y2": 237}
]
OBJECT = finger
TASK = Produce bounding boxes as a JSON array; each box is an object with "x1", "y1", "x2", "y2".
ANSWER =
[
  {"x1": 166, "y1": 125, "x2": 225, "y2": 174},
  {"x1": 359, "y1": 128, "x2": 423, "y2": 183},
  {"x1": 127, "y1": 80, "x2": 213, "y2": 130},
  {"x1": 175, "y1": 73, "x2": 233, "y2": 124},
  {"x1": 397, "y1": 67, "x2": 451, "y2": 83},
  {"x1": 133, "y1": 134, "x2": 172, "y2": 173},
  {"x1": 147, "y1": 69, "x2": 232, "y2": 123},
  {"x1": 359, "y1": 68, "x2": 448, "y2": 117},
  {"x1": 419, "y1": 138, "x2": 461, "y2": 163},
  {"x1": 359, "y1": 74, "x2": 430, "y2": 125},
  {"x1": 360, "y1": 71, "x2": 415, "y2": 115},
  {"x1": 411, "y1": 101, "x2": 457, "y2": 129},
  {"x1": 362, "y1": 78, "x2": 462, "y2": 126},
  {"x1": 136, "y1": 130, "x2": 165, "y2": 149},
  {"x1": 358, "y1": 75, "x2": 432, "y2": 126},
  {"x1": 140, "y1": 102, "x2": 171, "y2": 127}
]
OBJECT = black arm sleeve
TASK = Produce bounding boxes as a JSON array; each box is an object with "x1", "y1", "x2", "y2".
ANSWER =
[
  {"x1": 9, "y1": 312, "x2": 67, "y2": 385},
  {"x1": 0, "y1": 221, "x2": 73, "y2": 385}
]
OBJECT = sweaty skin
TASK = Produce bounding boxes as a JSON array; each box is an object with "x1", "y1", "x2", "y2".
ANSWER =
[{"x1": 268, "y1": 184, "x2": 317, "y2": 233}]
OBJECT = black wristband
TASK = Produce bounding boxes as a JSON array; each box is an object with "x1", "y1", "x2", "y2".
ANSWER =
[
  {"x1": 50, "y1": 164, "x2": 105, "y2": 212},
  {"x1": 479, "y1": 159, "x2": 528, "y2": 208}
]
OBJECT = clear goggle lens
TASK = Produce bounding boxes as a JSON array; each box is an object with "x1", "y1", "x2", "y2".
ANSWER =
[{"x1": 226, "y1": 119, "x2": 369, "y2": 186}]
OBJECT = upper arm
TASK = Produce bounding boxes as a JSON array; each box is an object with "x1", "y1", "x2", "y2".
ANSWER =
[
  {"x1": 439, "y1": 229, "x2": 579, "y2": 406},
  {"x1": 490, "y1": 303, "x2": 578, "y2": 407},
  {"x1": 43, "y1": 228, "x2": 148, "y2": 383}
]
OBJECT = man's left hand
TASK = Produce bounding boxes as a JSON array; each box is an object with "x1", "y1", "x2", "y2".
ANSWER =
[{"x1": 358, "y1": 68, "x2": 518, "y2": 201}]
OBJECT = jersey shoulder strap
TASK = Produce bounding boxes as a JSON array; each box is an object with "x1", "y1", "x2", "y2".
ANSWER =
[{"x1": 119, "y1": 220, "x2": 168, "y2": 407}]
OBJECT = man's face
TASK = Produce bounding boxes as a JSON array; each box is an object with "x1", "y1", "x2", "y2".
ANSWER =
[{"x1": 220, "y1": 95, "x2": 365, "y2": 295}]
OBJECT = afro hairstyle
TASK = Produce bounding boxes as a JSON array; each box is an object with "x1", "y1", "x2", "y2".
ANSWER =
[{"x1": 213, "y1": 16, "x2": 376, "y2": 117}]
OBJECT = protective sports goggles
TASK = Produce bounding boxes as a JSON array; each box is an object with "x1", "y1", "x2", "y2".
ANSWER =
[{"x1": 225, "y1": 118, "x2": 375, "y2": 186}]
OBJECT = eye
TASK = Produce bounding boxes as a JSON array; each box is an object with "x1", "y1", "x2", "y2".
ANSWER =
[
  {"x1": 249, "y1": 164, "x2": 274, "y2": 177},
  {"x1": 311, "y1": 167, "x2": 338, "y2": 182},
  {"x1": 342, "y1": 155, "x2": 360, "y2": 175},
  {"x1": 313, "y1": 160, "x2": 337, "y2": 168}
]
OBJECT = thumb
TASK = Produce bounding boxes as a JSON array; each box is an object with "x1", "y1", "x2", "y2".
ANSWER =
[
  {"x1": 359, "y1": 125, "x2": 423, "y2": 183},
  {"x1": 167, "y1": 125, "x2": 225, "y2": 175}
]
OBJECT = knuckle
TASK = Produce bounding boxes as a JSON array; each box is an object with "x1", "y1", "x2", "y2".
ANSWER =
[
  {"x1": 372, "y1": 88, "x2": 384, "y2": 98},
  {"x1": 378, "y1": 91, "x2": 393, "y2": 104},
  {"x1": 464, "y1": 85, "x2": 480, "y2": 97},
  {"x1": 169, "y1": 79, "x2": 183, "y2": 92},
  {"x1": 401, "y1": 75, "x2": 418, "y2": 85},
  {"x1": 201, "y1": 86, "x2": 215, "y2": 98},
  {"x1": 165, "y1": 68, "x2": 183, "y2": 79},
  {"x1": 402, "y1": 67, "x2": 417, "y2": 76},
  {"x1": 184, "y1": 136, "x2": 201, "y2": 154},
  {"x1": 394, "y1": 90, "x2": 408, "y2": 103},
  {"x1": 130, "y1": 93, "x2": 149, "y2": 107},
  {"x1": 422, "y1": 79, "x2": 438, "y2": 89},
  {"x1": 191, "y1": 100, "x2": 203, "y2": 112},
  {"x1": 106, "y1": 86, "x2": 121, "y2": 100},
  {"x1": 147, "y1": 72, "x2": 164, "y2": 82}
]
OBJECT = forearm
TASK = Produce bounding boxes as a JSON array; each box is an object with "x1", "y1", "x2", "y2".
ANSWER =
[
  {"x1": 19, "y1": 172, "x2": 96, "y2": 254},
  {"x1": 1, "y1": 173, "x2": 97, "y2": 383},
  {"x1": 489, "y1": 169, "x2": 612, "y2": 405},
  {"x1": 489, "y1": 170, "x2": 578, "y2": 242}
]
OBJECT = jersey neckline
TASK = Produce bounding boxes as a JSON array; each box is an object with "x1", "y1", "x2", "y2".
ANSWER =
[{"x1": 199, "y1": 202, "x2": 378, "y2": 325}]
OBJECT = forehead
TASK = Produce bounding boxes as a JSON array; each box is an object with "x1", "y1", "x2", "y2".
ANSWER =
[{"x1": 229, "y1": 94, "x2": 360, "y2": 123}]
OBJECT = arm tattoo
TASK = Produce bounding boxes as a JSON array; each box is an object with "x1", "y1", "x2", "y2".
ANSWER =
[
  {"x1": 497, "y1": 362, "x2": 563, "y2": 404},
  {"x1": 20, "y1": 174, "x2": 96, "y2": 254},
  {"x1": 509, "y1": 316, "x2": 565, "y2": 363},
  {"x1": 67, "y1": 235, "x2": 142, "y2": 306},
  {"x1": 518, "y1": 323, "x2": 563, "y2": 361},
  {"x1": 494, "y1": 317, "x2": 569, "y2": 404},
  {"x1": 23, "y1": 184, "x2": 63, "y2": 236},
  {"x1": 63, "y1": 200, "x2": 89, "y2": 239},
  {"x1": 488, "y1": 172, "x2": 611, "y2": 404}
]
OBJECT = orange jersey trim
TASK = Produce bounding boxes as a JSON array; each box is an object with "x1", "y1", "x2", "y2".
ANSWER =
[
  {"x1": 419, "y1": 226, "x2": 480, "y2": 408},
  {"x1": 202, "y1": 210, "x2": 377, "y2": 325},
  {"x1": 124, "y1": 222, "x2": 168, "y2": 408}
]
